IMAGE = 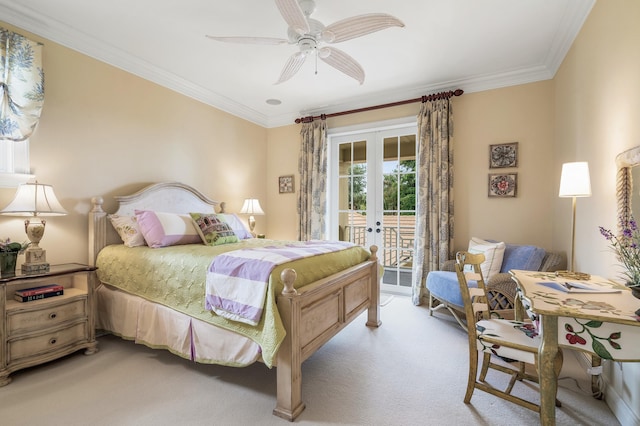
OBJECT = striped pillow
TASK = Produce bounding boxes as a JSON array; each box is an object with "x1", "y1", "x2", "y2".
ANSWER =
[
  {"x1": 134, "y1": 210, "x2": 202, "y2": 248},
  {"x1": 467, "y1": 237, "x2": 506, "y2": 280}
]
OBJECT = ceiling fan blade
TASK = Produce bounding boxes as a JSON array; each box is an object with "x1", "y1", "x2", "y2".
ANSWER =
[
  {"x1": 322, "y1": 14, "x2": 404, "y2": 43},
  {"x1": 206, "y1": 35, "x2": 289, "y2": 45},
  {"x1": 318, "y1": 47, "x2": 365, "y2": 85},
  {"x1": 275, "y1": 0, "x2": 310, "y2": 35},
  {"x1": 275, "y1": 52, "x2": 308, "y2": 84}
]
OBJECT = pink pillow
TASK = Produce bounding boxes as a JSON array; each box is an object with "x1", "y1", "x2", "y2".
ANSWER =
[{"x1": 134, "y1": 210, "x2": 202, "y2": 248}]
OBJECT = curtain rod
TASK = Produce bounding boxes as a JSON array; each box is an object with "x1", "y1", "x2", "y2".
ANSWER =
[{"x1": 294, "y1": 89, "x2": 463, "y2": 124}]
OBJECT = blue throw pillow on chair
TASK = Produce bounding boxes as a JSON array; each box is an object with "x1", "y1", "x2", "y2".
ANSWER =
[{"x1": 500, "y1": 244, "x2": 546, "y2": 273}]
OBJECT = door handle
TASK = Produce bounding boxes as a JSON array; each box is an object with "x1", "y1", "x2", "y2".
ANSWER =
[
  {"x1": 376, "y1": 228, "x2": 381, "y2": 233},
  {"x1": 367, "y1": 227, "x2": 373, "y2": 233}
]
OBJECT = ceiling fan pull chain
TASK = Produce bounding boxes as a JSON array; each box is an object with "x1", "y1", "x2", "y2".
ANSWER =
[{"x1": 315, "y1": 47, "x2": 318, "y2": 75}]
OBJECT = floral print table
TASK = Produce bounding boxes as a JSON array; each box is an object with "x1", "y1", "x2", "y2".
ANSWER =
[{"x1": 510, "y1": 270, "x2": 640, "y2": 425}]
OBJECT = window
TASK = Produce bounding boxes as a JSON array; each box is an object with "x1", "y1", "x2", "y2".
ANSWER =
[{"x1": 0, "y1": 139, "x2": 34, "y2": 187}]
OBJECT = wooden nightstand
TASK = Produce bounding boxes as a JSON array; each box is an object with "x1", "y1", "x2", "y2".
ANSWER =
[{"x1": 0, "y1": 263, "x2": 98, "y2": 385}]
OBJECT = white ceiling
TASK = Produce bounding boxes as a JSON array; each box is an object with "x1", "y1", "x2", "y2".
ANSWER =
[{"x1": 0, "y1": 0, "x2": 595, "y2": 128}]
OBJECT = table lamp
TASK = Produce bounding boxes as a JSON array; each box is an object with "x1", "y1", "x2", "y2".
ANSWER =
[
  {"x1": 558, "y1": 162, "x2": 592, "y2": 272},
  {"x1": 239, "y1": 198, "x2": 264, "y2": 237},
  {"x1": 0, "y1": 182, "x2": 68, "y2": 273}
]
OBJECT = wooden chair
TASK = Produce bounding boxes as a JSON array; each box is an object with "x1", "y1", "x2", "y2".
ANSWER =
[{"x1": 454, "y1": 251, "x2": 562, "y2": 412}]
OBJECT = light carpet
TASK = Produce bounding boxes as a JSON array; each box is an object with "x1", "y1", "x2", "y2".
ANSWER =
[{"x1": 0, "y1": 296, "x2": 619, "y2": 425}]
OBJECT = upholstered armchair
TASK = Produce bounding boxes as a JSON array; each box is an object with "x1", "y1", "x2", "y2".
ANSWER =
[{"x1": 426, "y1": 242, "x2": 566, "y2": 328}]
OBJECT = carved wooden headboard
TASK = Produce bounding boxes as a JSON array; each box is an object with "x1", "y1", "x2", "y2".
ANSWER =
[{"x1": 88, "y1": 182, "x2": 224, "y2": 266}]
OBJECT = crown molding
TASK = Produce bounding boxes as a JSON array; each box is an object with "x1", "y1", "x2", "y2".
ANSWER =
[
  {"x1": 0, "y1": 3, "x2": 271, "y2": 127},
  {"x1": 1, "y1": 0, "x2": 595, "y2": 129}
]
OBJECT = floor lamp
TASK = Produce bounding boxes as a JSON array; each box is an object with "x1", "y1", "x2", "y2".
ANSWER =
[{"x1": 559, "y1": 162, "x2": 592, "y2": 272}]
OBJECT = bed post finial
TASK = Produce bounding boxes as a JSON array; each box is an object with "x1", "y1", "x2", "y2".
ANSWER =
[
  {"x1": 281, "y1": 269, "x2": 298, "y2": 295},
  {"x1": 369, "y1": 245, "x2": 378, "y2": 261},
  {"x1": 219, "y1": 201, "x2": 226, "y2": 213},
  {"x1": 91, "y1": 197, "x2": 104, "y2": 213}
]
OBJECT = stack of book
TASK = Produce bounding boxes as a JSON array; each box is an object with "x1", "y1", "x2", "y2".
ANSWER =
[{"x1": 14, "y1": 284, "x2": 64, "y2": 302}]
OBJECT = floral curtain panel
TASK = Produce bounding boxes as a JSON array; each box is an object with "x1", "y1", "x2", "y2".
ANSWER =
[
  {"x1": 0, "y1": 27, "x2": 44, "y2": 141},
  {"x1": 411, "y1": 99, "x2": 454, "y2": 305},
  {"x1": 297, "y1": 120, "x2": 327, "y2": 241}
]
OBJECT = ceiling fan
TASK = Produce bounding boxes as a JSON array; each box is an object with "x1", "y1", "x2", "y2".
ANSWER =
[{"x1": 206, "y1": 0, "x2": 404, "y2": 85}]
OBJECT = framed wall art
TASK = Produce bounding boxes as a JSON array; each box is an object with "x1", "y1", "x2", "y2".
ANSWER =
[
  {"x1": 279, "y1": 175, "x2": 295, "y2": 193},
  {"x1": 488, "y1": 173, "x2": 517, "y2": 198},
  {"x1": 489, "y1": 142, "x2": 518, "y2": 168}
]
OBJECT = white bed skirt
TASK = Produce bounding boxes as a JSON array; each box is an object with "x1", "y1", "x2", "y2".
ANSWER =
[{"x1": 96, "y1": 284, "x2": 262, "y2": 367}]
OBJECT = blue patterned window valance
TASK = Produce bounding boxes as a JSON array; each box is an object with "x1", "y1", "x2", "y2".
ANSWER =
[{"x1": 0, "y1": 27, "x2": 44, "y2": 141}]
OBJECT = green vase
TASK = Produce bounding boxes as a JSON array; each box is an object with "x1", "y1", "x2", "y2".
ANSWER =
[{"x1": 0, "y1": 252, "x2": 18, "y2": 277}]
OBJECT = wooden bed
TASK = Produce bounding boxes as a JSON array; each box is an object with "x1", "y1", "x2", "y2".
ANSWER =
[{"x1": 88, "y1": 182, "x2": 380, "y2": 421}]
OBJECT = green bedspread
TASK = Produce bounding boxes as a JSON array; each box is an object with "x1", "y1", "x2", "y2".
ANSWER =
[{"x1": 96, "y1": 239, "x2": 370, "y2": 367}]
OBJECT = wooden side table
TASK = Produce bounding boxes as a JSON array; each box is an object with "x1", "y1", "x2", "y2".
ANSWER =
[{"x1": 0, "y1": 263, "x2": 98, "y2": 385}]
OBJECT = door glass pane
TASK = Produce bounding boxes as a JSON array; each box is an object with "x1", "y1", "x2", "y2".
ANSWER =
[
  {"x1": 338, "y1": 140, "x2": 367, "y2": 246},
  {"x1": 381, "y1": 133, "x2": 416, "y2": 290}
]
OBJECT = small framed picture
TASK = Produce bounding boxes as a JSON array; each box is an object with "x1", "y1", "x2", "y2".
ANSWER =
[
  {"x1": 488, "y1": 173, "x2": 517, "y2": 198},
  {"x1": 279, "y1": 175, "x2": 294, "y2": 193},
  {"x1": 489, "y1": 142, "x2": 518, "y2": 168}
]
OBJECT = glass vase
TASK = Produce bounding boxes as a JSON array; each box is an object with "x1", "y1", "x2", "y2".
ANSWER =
[{"x1": 0, "y1": 252, "x2": 18, "y2": 277}]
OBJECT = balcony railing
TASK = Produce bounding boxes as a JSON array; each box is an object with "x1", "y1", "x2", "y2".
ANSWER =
[{"x1": 343, "y1": 225, "x2": 414, "y2": 268}]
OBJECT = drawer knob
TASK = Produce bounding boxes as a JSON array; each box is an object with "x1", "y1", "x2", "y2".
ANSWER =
[
  {"x1": 49, "y1": 338, "x2": 57, "y2": 345},
  {"x1": 49, "y1": 312, "x2": 57, "y2": 320}
]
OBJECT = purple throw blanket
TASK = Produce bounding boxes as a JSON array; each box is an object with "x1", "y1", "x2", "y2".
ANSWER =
[{"x1": 205, "y1": 240, "x2": 354, "y2": 325}]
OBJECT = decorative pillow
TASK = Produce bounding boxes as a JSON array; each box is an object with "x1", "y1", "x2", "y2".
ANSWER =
[
  {"x1": 500, "y1": 244, "x2": 546, "y2": 273},
  {"x1": 134, "y1": 210, "x2": 202, "y2": 248},
  {"x1": 466, "y1": 237, "x2": 506, "y2": 280},
  {"x1": 190, "y1": 212, "x2": 240, "y2": 246},
  {"x1": 108, "y1": 214, "x2": 146, "y2": 247},
  {"x1": 217, "y1": 213, "x2": 253, "y2": 239}
]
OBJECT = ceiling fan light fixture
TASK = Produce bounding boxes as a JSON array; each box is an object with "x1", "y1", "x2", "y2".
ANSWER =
[{"x1": 299, "y1": 37, "x2": 316, "y2": 53}]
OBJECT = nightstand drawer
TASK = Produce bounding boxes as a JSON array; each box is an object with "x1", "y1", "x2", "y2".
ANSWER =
[
  {"x1": 8, "y1": 298, "x2": 87, "y2": 336},
  {"x1": 8, "y1": 322, "x2": 88, "y2": 362}
]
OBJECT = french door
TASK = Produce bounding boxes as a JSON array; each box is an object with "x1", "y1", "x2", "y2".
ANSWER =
[{"x1": 328, "y1": 123, "x2": 417, "y2": 294}]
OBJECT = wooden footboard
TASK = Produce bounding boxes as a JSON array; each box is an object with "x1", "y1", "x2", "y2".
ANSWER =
[{"x1": 273, "y1": 246, "x2": 380, "y2": 421}]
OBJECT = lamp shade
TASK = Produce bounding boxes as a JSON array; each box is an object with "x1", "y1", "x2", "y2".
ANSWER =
[
  {"x1": 558, "y1": 162, "x2": 592, "y2": 198},
  {"x1": 0, "y1": 182, "x2": 68, "y2": 217},
  {"x1": 239, "y1": 199, "x2": 265, "y2": 215}
]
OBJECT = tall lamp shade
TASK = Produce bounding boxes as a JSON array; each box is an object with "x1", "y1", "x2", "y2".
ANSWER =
[
  {"x1": 239, "y1": 198, "x2": 264, "y2": 236},
  {"x1": 0, "y1": 182, "x2": 68, "y2": 273},
  {"x1": 558, "y1": 162, "x2": 592, "y2": 272}
]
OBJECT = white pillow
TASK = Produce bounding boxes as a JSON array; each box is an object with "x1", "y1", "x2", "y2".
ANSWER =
[
  {"x1": 466, "y1": 237, "x2": 506, "y2": 280},
  {"x1": 217, "y1": 213, "x2": 253, "y2": 239},
  {"x1": 108, "y1": 214, "x2": 146, "y2": 247}
]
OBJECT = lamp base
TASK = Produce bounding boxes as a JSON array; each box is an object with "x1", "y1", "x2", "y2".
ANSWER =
[
  {"x1": 22, "y1": 247, "x2": 50, "y2": 273},
  {"x1": 22, "y1": 263, "x2": 50, "y2": 274}
]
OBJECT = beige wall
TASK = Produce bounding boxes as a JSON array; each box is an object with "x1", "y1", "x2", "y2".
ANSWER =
[
  {"x1": 0, "y1": 22, "x2": 268, "y2": 266},
  {"x1": 552, "y1": 0, "x2": 640, "y2": 421},
  {"x1": 266, "y1": 124, "x2": 299, "y2": 240},
  {"x1": 452, "y1": 81, "x2": 555, "y2": 250}
]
